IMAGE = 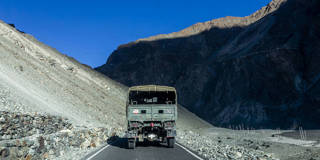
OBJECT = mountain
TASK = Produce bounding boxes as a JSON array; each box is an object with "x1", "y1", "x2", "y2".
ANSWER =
[
  {"x1": 0, "y1": 20, "x2": 213, "y2": 159},
  {"x1": 96, "y1": 0, "x2": 320, "y2": 129}
]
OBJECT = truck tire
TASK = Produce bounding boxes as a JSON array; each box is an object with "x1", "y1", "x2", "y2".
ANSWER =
[
  {"x1": 128, "y1": 140, "x2": 136, "y2": 149},
  {"x1": 167, "y1": 138, "x2": 175, "y2": 148}
]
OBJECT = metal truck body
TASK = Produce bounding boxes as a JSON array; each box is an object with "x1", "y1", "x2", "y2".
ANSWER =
[{"x1": 126, "y1": 85, "x2": 177, "y2": 149}]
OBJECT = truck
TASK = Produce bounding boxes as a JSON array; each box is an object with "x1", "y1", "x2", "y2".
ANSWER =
[{"x1": 125, "y1": 85, "x2": 177, "y2": 149}]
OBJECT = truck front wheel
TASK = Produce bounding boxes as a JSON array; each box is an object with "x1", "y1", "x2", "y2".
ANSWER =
[{"x1": 167, "y1": 137, "x2": 175, "y2": 148}]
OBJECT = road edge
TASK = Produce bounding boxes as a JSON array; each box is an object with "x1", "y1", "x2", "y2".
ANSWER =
[
  {"x1": 81, "y1": 139, "x2": 119, "y2": 160},
  {"x1": 175, "y1": 142, "x2": 206, "y2": 160}
]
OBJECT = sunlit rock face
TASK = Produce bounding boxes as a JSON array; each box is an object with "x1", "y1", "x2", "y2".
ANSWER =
[{"x1": 97, "y1": 0, "x2": 320, "y2": 129}]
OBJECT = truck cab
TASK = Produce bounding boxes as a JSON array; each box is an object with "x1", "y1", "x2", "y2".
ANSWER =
[{"x1": 126, "y1": 85, "x2": 177, "y2": 149}]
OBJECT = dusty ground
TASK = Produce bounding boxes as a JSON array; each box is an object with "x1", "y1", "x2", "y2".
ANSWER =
[
  {"x1": 280, "y1": 130, "x2": 320, "y2": 143},
  {"x1": 175, "y1": 107, "x2": 320, "y2": 160},
  {"x1": 191, "y1": 128, "x2": 320, "y2": 160}
]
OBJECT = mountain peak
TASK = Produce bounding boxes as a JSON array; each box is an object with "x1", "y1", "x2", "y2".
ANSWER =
[{"x1": 133, "y1": 0, "x2": 286, "y2": 43}]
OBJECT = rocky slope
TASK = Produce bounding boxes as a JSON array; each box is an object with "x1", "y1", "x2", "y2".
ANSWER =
[
  {"x1": 0, "y1": 20, "x2": 128, "y2": 159},
  {"x1": 96, "y1": 0, "x2": 320, "y2": 129}
]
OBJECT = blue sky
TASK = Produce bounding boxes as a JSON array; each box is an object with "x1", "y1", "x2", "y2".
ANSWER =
[{"x1": 0, "y1": 0, "x2": 271, "y2": 67}]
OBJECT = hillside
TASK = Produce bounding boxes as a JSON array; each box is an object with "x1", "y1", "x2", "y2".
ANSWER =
[
  {"x1": 96, "y1": 0, "x2": 320, "y2": 129},
  {"x1": 0, "y1": 20, "x2": 130, "y2": 159},
  {"x1": 0, "y1": 20, "x2": 216, "y2": 159}
]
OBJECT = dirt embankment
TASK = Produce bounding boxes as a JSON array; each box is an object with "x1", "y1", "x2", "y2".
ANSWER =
[{"x1": 0, "y1": 20, "x2": 126, "y2": 159}]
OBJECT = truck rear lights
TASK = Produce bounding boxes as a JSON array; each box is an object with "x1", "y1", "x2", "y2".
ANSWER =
[
  {"x1": 150, "y1": 122, "x2": 154, "y2": 127},
  {"x1": 165, "y1": 122, "x2": 173, "y2": 127},
  {"x1": 132, "y1": 109, "x2": 139, "y2": 114}
]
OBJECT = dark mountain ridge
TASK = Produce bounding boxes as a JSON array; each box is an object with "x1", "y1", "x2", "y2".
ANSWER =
[{"x1": 96, "y1": 0, "x2": 320, "y2": 129}]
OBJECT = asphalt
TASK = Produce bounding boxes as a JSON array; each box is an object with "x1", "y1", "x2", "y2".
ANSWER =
[{"x1": 83, "y1": 138, "x2": 203, "y2": 160}]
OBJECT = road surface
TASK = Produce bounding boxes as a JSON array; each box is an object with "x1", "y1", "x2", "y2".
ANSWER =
[{"x1": 83, "y1": 138, "x2": 204, "y2": 160}]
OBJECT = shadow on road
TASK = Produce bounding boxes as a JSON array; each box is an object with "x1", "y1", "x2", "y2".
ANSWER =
[{"x1": 107, "y1": 136, "x2": 169, "y2": 149}]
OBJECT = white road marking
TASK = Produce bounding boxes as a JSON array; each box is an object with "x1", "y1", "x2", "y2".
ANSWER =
[
  {"x1": 175, "y1": 143, "x2": 204, "y2": 160},
  {"x1": 86, "y1": 144, "x2": 111, "y2": 160},
  {"x1": 86, "y1": 141, "x2": 203, "y2": 160}
]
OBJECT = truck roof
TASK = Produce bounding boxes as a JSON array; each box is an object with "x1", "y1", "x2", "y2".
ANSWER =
[{"x1": 129, "y1": 85, "x2": 176, "y2": 92}]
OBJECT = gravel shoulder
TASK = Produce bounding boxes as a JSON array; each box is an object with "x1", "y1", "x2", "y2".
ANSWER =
[
  {"x1": 280, "y1": 130, "x2": 320, "y2": 143},
  {"x1": 178, "y1": 127, "x2": 320, "y2": 160}
]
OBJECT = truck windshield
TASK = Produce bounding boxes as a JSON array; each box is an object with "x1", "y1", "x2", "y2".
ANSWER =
[{"x1": 129, "y1": 91, "x2": 176, "y2": 105}]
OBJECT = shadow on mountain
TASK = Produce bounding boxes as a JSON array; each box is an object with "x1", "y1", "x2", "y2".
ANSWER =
[{"x1": 96, "y1": 0, "x2": 320, "y2": 129}]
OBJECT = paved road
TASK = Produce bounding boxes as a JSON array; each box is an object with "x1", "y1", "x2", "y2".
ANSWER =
[{"x1": 83, "y1": 138, "x2": 203, "y2": 160}]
